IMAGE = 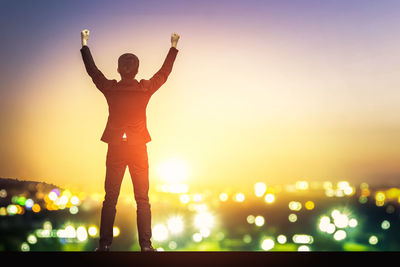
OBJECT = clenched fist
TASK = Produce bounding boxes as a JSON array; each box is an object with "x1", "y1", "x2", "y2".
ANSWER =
[
  {"x1": 171, "y1": 33, "x2": 180, "y2": 48},
  {"x1": 81, "y1": 29, "x2": 90, "y2": 47}
]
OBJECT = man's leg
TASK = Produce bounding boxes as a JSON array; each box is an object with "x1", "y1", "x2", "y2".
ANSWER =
[
  {"x1": 127, "y1": 143, "x2": 152, "y2": 249},
  {"x1": 99, "y1": 143, "x2": 127, "y2": 248}
]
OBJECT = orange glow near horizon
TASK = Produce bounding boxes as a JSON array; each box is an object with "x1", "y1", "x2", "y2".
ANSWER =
[{"x1": 1, "y1": 2, "x2": 400, "y2": 194}]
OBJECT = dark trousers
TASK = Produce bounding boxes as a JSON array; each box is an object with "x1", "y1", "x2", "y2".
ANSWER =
[{"x1": 99, "y1": 141, "x2": 152, "y2": 248}]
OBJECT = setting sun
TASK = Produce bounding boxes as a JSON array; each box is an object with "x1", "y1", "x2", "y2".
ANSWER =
[{"x1": 156, "y1": 158, "x2": 189, "y2": 184}]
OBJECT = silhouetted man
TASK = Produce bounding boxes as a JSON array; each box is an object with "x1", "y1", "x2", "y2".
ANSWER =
[{"x1": 80, "y1": 29, "x2": 179, "y2": 252}]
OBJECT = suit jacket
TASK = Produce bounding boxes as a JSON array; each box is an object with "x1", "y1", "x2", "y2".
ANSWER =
[{"x1": 81, "y1": 45, "x2": 178, "y2": 144}]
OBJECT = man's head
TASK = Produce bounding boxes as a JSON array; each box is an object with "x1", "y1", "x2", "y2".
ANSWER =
[{"x1": 118, "y1": 53, "x2": 139, "y2": 80}]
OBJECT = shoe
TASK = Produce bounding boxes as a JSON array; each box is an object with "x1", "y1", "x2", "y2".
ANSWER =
[
  {"x1": 141, "y1": 245, "x2": 157, "y2": 252},
  {"x1": 95, "y1": 245, "x2": 110, "y2": 252}
]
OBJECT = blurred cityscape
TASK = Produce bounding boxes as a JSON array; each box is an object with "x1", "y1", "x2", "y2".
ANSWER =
[{"x1": 1, "y1": 177, "x2": 400, "y2": 251}]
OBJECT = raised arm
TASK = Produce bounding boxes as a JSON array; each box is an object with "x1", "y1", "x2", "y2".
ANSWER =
[
  {"x1": 80, "y1": 29, "x2": 114, "y2": 92},
  {"x1": 141, "y1": 33, "x2": 180, "y2": 96}
]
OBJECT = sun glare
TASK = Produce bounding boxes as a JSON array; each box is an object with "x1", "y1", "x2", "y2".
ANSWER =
[{"x1": 157, "y1": 158, "x2": 189, "y2": 184}]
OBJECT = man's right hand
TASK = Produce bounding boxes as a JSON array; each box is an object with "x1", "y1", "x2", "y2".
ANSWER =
[
  {"x1": 171, "y1": 33, "x2": 180, "y2": 48},
  {"x1": 81, "y1": 29, "x2": 90, "y2": 47}
]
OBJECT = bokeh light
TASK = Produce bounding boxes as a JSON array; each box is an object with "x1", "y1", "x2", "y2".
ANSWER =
[
  {"x1": 288, "y1": 213, "x2": 297, "y2": 223},
  {"x1": 153, "y1": 224, "x2": 168, "y2": 242},
  {"x1": 167, "y1": 216, "x2": 184, "y2": 234},
  {"x1": 179, "y1": 194, "x2": 190, "y2": 204},
  {"x1": 305, "y1": 201, "x2": 315, "y2": 210},
  {"x1": 113, "y1": 226, "x2": 120, "y2": 237},
  {"x1": 88, "y1": 226, "x2": 98, "y2": 237},
  {"x1": 333, "y1": 230, "x2": 346, "y2": 241},
  {"x1": 194, "y1": 212, "x2": 214, "y2": 230},
  {"x1": 247, "y1": 215, "x2": 255, "y2": 224},
  {"x1": 277, "y1": 235, "x2": 287, "y2": 244},
  {"x1": 21, "y1": 242, "x2": 30, "y2": 252},
  {"x1": 261, "y1": 238, "x2": 275, "y2": 251},
  {"x1": 254, "y1": 182, "x2": 267, "y2": 197},
  {"x1": 193, "y1": 233, "x2": 202, "y2": 243},
  {"x1": 289, "y1": 201, "x2": 302, "y2": 211},
  {"x1": 264, "y1": 193, "x2": 275, "y2": 204},
  {"x1": 219, "y1": 193, "x2": 228, "y2": 202},
  {"x1": 254, "y1": 215, "x2": 265, "y2": 227},
  {"x1": 298, "y1": 245, "x2": 310, "y2": 251},
  {"x1": 381, "y1": 220, "x2": 390, "y2": 230},
  {"x1": 369, "y1": 235, "x2": 378, "y2": 245},
  {"x1": 76, "y1": 226, "x2": 88, "y2": 242},
  {"x1": 235, "y1": 193, "x2": 245, "y2": 202}
]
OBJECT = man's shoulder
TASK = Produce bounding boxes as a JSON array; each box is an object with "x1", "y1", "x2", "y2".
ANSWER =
[
  {"x1": 139, "y1": 79, "x2": 150, "y2": 86},
  {"x1": 106, "y1": 79, "x2": 149, "y2": 93},
  {"x1": 100, "y1": 79, "x2": 118, "y2": 93}
]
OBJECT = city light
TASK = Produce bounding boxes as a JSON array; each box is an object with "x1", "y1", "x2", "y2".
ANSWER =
[
  {"x1": 235, "y1": 193, "x2": 245, "y2": 202},
  {"x1": 48, "y1": 191, "x2": 58, "y2": 201},
  {"x1": 298, "y1": 245, "x2": 310, "y2": 251},
  {"x1": 167, "y1": 216, "x2": 184, "y2": 234},
  {"x1": 200, "y1": 228, "x2": 210, "y2": 238},
  {"x1": 333, "y1": 230, "x2": 346, "y2": 241},
  {"x1": 194, "y1": 212, "x2": 214, "y2": 230},
  {"x1": 292, "y1": 234, "x2": 313, "y2": 244},
  {"x1": 7, "y1": 205, "x2": 18, "y2": 215},
  {"x1": 76, "y1": 226, "x2": 88, "y2": 242},
  {"x1": 25, "y1": 199, "x2": 34, "y2": 209},
  {"x1": 193, "y1": 194, "x2": 202, "y2": 202},
  {"x1": 369, "y1": 235, "x2": 378, "y2": 245},
  {"x1": 261, "y1": 238, "x2": 275, "y2": 251},
  {"x1": 305, "y1": 201, "x2": 315, "y2": 210},
  {"x1": 375, "y1": 191, "x2": 386, "y2": 206},
  {"x1": 43, "y1": 221, "x2": 52, "y2": 230},
  {"x1": 254, "y1": 215, "x2": 265, "y2": 227},
  {"x1": 264, "y1": 193, "x2": 275, "y2": 204},
  {"x1": 27, "y1": 234, "x2": 37, "y2": 245},
  {"x1": 168, "y1": 241, "x2": 178, "y2": 250},
  {"x1": 247, "y1": 215, "x2": 255, "y2": 224},
  {"x1": 160, "y1": 183, "x2": 189, "y2": 194},
  {"x1": 69, "y1": 206, "x2": 79, "y2": 215},
  {"x1": 21, "y1": 242, "x2": 30, "y2": 252},
  {"x1": 375, "y1": 192, "x2": 385, "y2": 202},
  {"x1": 254, "y1": 182, "x2": 267, "y2": 197},
  {"x1": 333, "y1": 213, "x2": 349, "y2": 229},
  {"x1": 113, "y1": 226, "x2": 120, "y2": 237},
  {"x1": 70, "y1": 196, "x2": 80, "y2": 205},
  {"x1": 277, "y1": 235, "x2": 287, "y2": 244},
  {"x1": 319, "y1": 216, "x2": 331, "y2": 231},
  {"x1": 64, "y1": 225, "x2": 77, "y2": 238},
  {"x1": 0, "y1": 207, "x2": 6, "y2": 216},
  {"x1": 193, "y1": 233, "x2": 202, "y2": 242},
  {"x1": 326, "y1": 224, "x2": 336, "y2": 234},
  {"x1": 179, "y1": 194, "x2": 190, "y2": 204},
  {"x1": 153, "y1": 224, "x2": 168, "y2": 242},
  {"x1": 0, "y1": 189, "x2": 7, "y2": 198},
  {"x1": 243, "y1": 234, "x2": 252, "y2": 244},
  {"x1": 88, "y1": 226, "x2": 98, "y2": 237},
  {"x1": 1, "y1": 176, "x2": 400, "y2": 251},
  {"x1": 219, "y1": 193, "x2": 228, "y2": 202},
  {"x1": 295, "y1": 181, "x2": 309, "y2": 191},
  {"x1": 289, "y1": 201, "x2": 302, "y2": 211},
  {"x1": 381, "y1": 220, "x2": 390, "y2": 230},
  {"x1": 348, "y1": 218, "x2": 358, "y2": 228},
  {"x1": 288, "y1": 213, "x2": 297, "y2": 223}
]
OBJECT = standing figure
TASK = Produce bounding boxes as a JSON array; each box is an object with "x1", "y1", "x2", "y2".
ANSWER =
[{"x1": 80, "y1": 29, "x2": 180, "y2": 252}]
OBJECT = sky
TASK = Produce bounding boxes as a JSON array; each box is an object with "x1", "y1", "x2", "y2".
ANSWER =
[{"x1": 0, "y1": 0, "x2": 400, "y2": 194}]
